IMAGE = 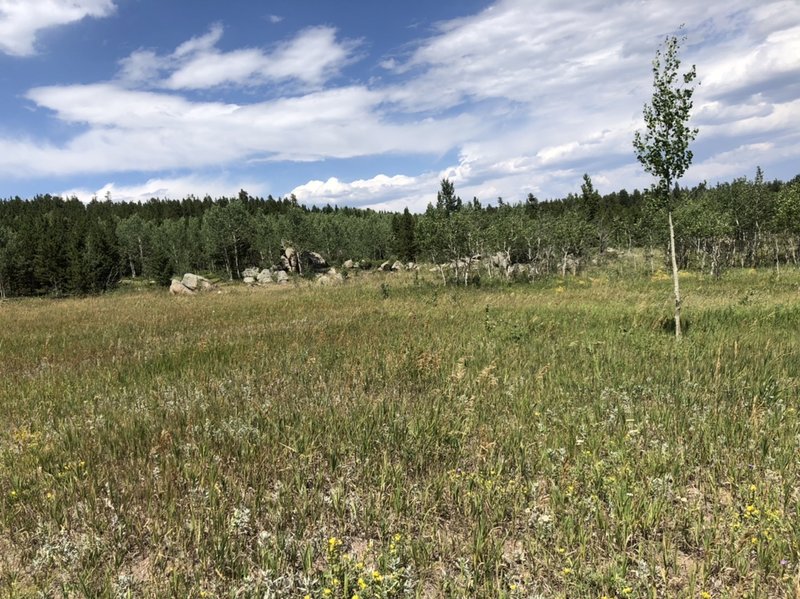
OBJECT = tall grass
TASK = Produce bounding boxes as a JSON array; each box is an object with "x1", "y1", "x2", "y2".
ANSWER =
[{"x1": 1, "y1": 267, "x2": 799, "y2": 597}]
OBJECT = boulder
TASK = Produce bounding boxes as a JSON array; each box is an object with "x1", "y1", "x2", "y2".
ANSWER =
[
  {"x1": 275, "y1": 270, "x2": 289, "y2": 284},
  {"x1": 243, "y1": 276, "x2": 256, "y2": 285},
  {"x1": 180, "y1": 273, "x2": 213, "y2": 291},
  {"x1": 343, "y1": 259, "x2": 356, "y2": 269},
  {"x1": 406, "y1": 262, "x2": 416, "y2": 270},
  {"x1": 302, "y1": 250, "x2": 328, "y2": 271},
  {"x1": 317, "y1": 271, "x2": 344, "y2": 286},
  {"x1": 391, "y1": 260, "x2": 405, "y2": 271},
  {"x1": 379, "y1": 260, "x2": 391, "y2": 271},
  {"x1": 181, "y1": 273, "x2": 202, "y2": 290},
  {"x1": 242, "y1": 267, "x2": 260, "y2": 278},
  {"x1": 170, "y1": 280, "x2": 195, "y2": 295},
  {"x1": 257, "y1": 269, "x2": 272, "y2": 284},
  {"x1": 283, "y1": 247, "x2": 299, "y2": 272}
]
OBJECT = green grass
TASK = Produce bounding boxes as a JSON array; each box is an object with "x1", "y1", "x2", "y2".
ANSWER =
[{"x1": 1, "y1": 267, "x2": 799, "y2": 597}]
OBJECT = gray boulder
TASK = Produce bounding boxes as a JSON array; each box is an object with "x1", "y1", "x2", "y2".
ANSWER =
[
  {"x1": 379, "y1": 260, "x2": 391, "y2": 271},
  {"x1": 303, "y1": 251, "x2": 328, "y2": 271},
  {"x1": 170, "y1": 280, "x2": 195, "y2": 295},
  {"x1": 257, "y1": 269, "x2": 272, "y2": 284},
  {"x1": 181, "y1": 273, "x2": 213, "y2": 291},
  {"x1": 317, "y1": 270, "x2": 344, "y2": 286},
  {"x1": 343, "y1": 259, "x2": 356, "y2": 269},
  {"x1": 391, "y1": 260, "x2": 405, "y2": 271},
  {"x1": 282, "y1": 247, "x2": 299, "y2": 272},
  {"x1": 275, "y1": 270, "x2": 289, "y2": 284},
  {"x1": 243, "y1": 276, "x2": 256, "y2": 285},
  {"x1": 242, "y1": 267, "x2": 260, "y2": 278}
]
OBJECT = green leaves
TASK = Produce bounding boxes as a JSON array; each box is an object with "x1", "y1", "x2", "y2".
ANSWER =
[{"x1": 633, "y1": 30, "x2": 699, "y2": 206}]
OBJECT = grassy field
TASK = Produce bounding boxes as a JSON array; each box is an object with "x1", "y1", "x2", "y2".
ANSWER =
[{"x1": 1, "y1": 265, "x2": 799, "y2": 598}]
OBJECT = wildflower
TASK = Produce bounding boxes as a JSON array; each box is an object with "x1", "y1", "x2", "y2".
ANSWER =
[
  {"x1": 562, "y1": 567, "x2": 572, "y2": 575},
  {"x1": 352, "y1": 595, "x2": 360, "y2": 599},
  {"x1": 323, "y1": 589, "x2": 332, "y2": 597},
  {"x1": 700, "y1": 592, "x2": 712, "y2": 599},
  {"x1": 358, "y1": 578, "x2": 367, "y2": 590},
  {"x1": 622, "y1": 588, "x2": 633, "y2": 595},
  {"x1": 749, "y1": 484, "x2": 757, "y2": 492},
  {"x1": 9, "y1": 490, "x2": 16, "y2": 498},
  {"x1": 751, "y1": 537, "x2": 758, "y2": 545},
  {"x1": 372, "y1": 570, "x2": 383, "y2": 582},
  {"x1": 46, "y1": 491, "x2": 55, "y2": 501},
  {"x1": 304, "y1": 596, "x2": 311, "y2": 599}
]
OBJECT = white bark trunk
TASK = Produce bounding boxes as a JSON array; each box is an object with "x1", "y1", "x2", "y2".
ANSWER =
[{"x1": 668, "y1": 211, "x2": 682, "y2": 339}]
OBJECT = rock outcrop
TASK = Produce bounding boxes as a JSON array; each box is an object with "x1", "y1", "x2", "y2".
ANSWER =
[
  {"x1": 302, "y1": 250, "x2": 328, "y2": 271},
  {"x1": 169, "y1": 279, "x2": 195, "y2": 295},
  {"x1": 181, "y1": 273, "x2": 213, "y2": 291}
]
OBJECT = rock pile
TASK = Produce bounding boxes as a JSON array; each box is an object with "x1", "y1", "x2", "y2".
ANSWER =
[{"x1": 170, "y1": 273, "x2": 214, "y2": 295}]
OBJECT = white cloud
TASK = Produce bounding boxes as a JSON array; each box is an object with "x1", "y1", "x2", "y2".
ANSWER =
[
  {"x1": 0, "y1": 0, "x2": 115, "y2": 56},
  {"x1": 268, "y1": 14, "x2": 283, "y2": 24},
  {"x1": 3, "y1": 83, "x2": 485, "y2": 177},
  {"x1": 4, "y1": 0, "x2": 800, "y2": 207},
  {"x1": 60, "y1": 175, "x2": 270, "y2": 204},
  {"x1": 118, "y1": 24, "x2": 359, "y2": 90},
  {"x1": 291, "y1": 174, "x2": 419, "y2": 205}
]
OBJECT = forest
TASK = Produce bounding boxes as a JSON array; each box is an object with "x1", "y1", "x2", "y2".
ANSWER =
[{"x1": 0, "y1": 167, "x2": 799, "y2": 298}]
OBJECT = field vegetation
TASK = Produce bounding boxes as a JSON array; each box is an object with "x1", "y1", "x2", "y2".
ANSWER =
[{"x1": 1, "y1": 262, "x2": 799, "y2": 597}]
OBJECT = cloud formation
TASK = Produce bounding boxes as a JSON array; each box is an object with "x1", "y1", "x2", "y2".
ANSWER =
[
  {"x1": 1, "y1": 0, "x2": 799, "y2": 208},
  {"x1": 0, "y1": 0, "x2": 115, "y2": 56},
  {"x1": 117, "y1": 24, "x2": 359, "y2": 89},
  {"x1": 60, "y1": 174, "x2": 270, "y2": 204}
]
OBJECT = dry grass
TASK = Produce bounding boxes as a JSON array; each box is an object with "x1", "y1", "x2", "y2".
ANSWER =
[{"x1": 1, "y1": 266, "x2": 799, "y2": 597}]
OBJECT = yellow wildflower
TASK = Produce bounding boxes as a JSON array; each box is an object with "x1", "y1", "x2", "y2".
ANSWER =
[{"x1": 358, "y1": 578, "x2": 367, "y2": 590}]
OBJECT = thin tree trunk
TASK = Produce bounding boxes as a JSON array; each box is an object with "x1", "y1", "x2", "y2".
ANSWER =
[
  {"x1": 668, "y1": 211, "x2": 682, "y2": 339},
  {"x1": 232, "y1": 234, "x2": 241, "y2": 279}
]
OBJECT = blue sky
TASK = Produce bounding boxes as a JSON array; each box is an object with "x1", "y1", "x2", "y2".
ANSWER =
[{"x1": 0, "y1": 0, "x2": 798, "y2": 211}]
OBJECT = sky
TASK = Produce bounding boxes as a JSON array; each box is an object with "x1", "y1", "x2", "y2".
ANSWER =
[{"x1": 0, "y1": 0, "x2": 798, "y2": 211}]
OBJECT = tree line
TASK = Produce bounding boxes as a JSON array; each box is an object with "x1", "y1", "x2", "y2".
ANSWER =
[{"x1": 0, "y1": 170, "x2": 798, "y2": 298}]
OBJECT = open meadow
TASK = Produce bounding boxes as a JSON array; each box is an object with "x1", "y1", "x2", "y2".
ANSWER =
[{"x1": 1, "y1": 266, "x2": 799, "y2": 598}]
